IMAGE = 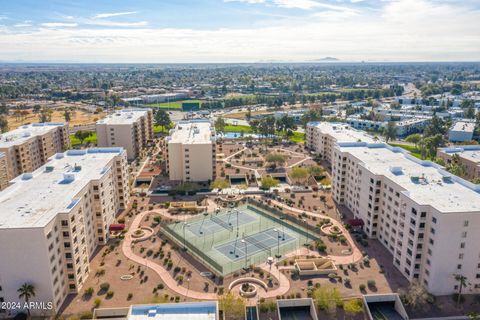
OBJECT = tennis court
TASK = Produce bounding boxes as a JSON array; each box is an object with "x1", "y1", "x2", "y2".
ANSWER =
[
  {"x1": 187, "y1": 209, "x2": 256, "y2": 236},
  {"x1": 162, "y1": 204, "x2": 317, "y2": 275},
  {"x1": 215, "y1": 228, "x2": 296, "y2": 261}
]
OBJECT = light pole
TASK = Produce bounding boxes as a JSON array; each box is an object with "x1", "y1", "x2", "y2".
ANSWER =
[
  {"x1": 303, "y1": 218, "x2": 309, "y2": 246},
  {"x1": 241, "y1": 239, "x2": 248, "y2": 270},
  {"x1": 274, "y1": 228, "x2": 281, "y2": 258},
  {"x1": 185, "y1": 277, "x2": 191, "y2": 301}
]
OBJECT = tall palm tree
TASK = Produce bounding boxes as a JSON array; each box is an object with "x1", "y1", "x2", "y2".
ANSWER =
[
  {"x1": 454, "y1": 274, "x2": 469, "y2": 306},
  {"x1": 18, "y1": 283, "x2": 35, "y2": 318}
]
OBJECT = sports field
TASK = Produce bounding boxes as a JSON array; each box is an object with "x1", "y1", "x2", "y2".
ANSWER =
[{"x1": 162, "y1": 204, "x2": 317, "y2": 275}]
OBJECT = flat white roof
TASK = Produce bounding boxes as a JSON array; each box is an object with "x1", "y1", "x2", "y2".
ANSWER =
[
  {"x1": 97, "y1": 109, "x2": 150, "y2": 125},
  {"x1": 450, "y1": 121, "x2": 475, "y2": 133},
  {"x1": 168, "y1": 120, "x2": 214, "y2": 145},
  {"x1": 440, "y1": 146, "x2": 480, "y2": 164},
  {"x1": 129, "y1": 302, "x2": 217, "y2": 320},
  {"x1": 338, "y1": 145, "x2": 480, "y2": 213},
  {"x1": 0, "y1": 148, "x2": 125, "y2": 229},
  {"x1": 0, "y1": 123, "x2": 66, "y2": 149},
  {"x1": 308, "y1": 122, "x2": 377, "y2": 144}
]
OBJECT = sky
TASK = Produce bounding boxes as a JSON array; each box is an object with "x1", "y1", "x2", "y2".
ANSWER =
[{"x1": 0, "y1": 0, "x2": 479, "y2": 63}]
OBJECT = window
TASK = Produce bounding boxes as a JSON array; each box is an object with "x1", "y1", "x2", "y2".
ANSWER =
[
  {"x1": 432, "y1": 217, "x2": 437, "y2": 224},
  {"x1": 464, "y1": 220, "x2": 469, "y2": 227}
]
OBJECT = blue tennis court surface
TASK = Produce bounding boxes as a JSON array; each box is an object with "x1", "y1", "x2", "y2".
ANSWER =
[
  {"x1": 215, "y1": 228, "x2": 296, "y2": 261},
  {"x1": 187, "y1": 209, "x2": 257, "y2": 236}
]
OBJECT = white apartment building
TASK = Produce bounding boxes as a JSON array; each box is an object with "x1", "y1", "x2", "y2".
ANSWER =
[
  {"x1": 0, "y1": 148, "x2": 130, "y2": 317},
  {"x1": 331, "y1": 143, "x2": 480, "y2": 295},
  {"x1": 166, "y1": 120, "x2": 216, "y2": 182},
  {"x1": 448, "y1": 121, "x2": 476, "y2": 142},
  {"x1": 96, "y1": 109, "x2": 153, "y2": 161},
  {"x1": 0, "y1": 152, "x2": 8, "y2": 190},
  {"x1": 306, "y1": 122, "x2": 377, "y2": 163},
  {"x1": 437, "y1": 146, "x2": 480, "y2": 181},
  {"x1": 0, "y1": 123, "x2": 70, "y2": 180}
]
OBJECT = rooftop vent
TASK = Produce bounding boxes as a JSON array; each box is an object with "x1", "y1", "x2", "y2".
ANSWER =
[
  {"x1": 63, "y1": 173, "x2": 75, "y2": 183},
  {"x1": 390, "y1": 166, "x2": 403, "y2": 175},
  {"x1": 45, "y1": 166, "x2": 54, "y2": 172}
]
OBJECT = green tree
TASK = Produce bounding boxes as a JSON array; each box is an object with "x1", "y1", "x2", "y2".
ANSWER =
[
  {"x1": 405, "y1": 133, "x2": 422, "y2": 147},
  {"x1": 0, "y1": 115, "x2": 8, "y2": 133},
  {"x1": 18, "y1": 283, "x2": 35, "y2": 318},
  {"x1": 313, "y1": 286, "x2": 342, "y2": 314},
  {"x1": 210, "y1": 179, "x2": 230, "y2": 190},
  {"x1": 454, "y1": 274, "x2": 469, "y2": 306},
  {"x1": 214, "y1": 117, "x2": 226, "y2": 134},
  {"x1": 290, "y1": 166, "x2": 309, "y2": 185},
  {"x1": 447, "y1": 154, "x2": 466, "y2": 177},
  {"x1": 63, "y1": 109, "x2": 71, "y2": 122},
  {"x1": 383, "y1": 121, "x2": 397, "y2": 142},
  {"x1": 343, "y1": 299, "x2": 364, "y2": 319},
  {"x1": 39, "y1": 107, "x2": 52, "y2": 122},
  {"x1": 399, "y1": 281, "x2": 432, "y2": 310},
  {"x1": 260, "y1": 176, "x2": 280, "y2": 190},
  {"x1": 74, "y1": 130, "x2": 93, "y2": 145},
  {"x1": 307, "y1": 165, "x2": 324, "y2": 177},
  {"x1": 265, "y1": 153, "x2": 286, "y2": 170},
  {"x1": 219, "y1": 292, "x2": 245, "y2": 320},
  {"x1": 154, "y1": 109, "x2": 171, "y2": 132}
]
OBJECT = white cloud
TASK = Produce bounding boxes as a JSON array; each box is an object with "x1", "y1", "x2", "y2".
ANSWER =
[
  {"x1": 40, "y1": 22, "x2": 78, "y2": 28},
  {"x1": 94, "y1": 11, "x2": 137, "y2": 19},
  {"x1": 14, "y1": 23, "x2": 33, "y2": 28},
  {"x1": 0, "y1": 0, "x2": 478, "y2": 62},
  {"x1": 83, "y1": 19, "x2": 148, "y2": 27}
]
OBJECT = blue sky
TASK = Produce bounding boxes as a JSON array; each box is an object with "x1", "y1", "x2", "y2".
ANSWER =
[{"x1": 0, "y1": 0, "x2": 479, "y2": 62}]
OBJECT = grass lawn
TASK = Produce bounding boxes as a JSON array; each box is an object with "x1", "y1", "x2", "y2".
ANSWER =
[
  {"x1": 287, "y1": 132, "x2": 305, "y2": 143},
  {"x1": 224, "y1": 124, "x2": 253, "y2": 133},
  {"x1": 70, "y1": 133, "x2": 97, "y2": 147},
  {"x1": 389, "y1": 143, "x2": 424, "y2": 159},
  {"x1": 146, "y1": 100, "x2": 205, "y2": 110}
]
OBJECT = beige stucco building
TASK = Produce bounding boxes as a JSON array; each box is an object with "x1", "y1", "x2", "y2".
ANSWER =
[
  {"x1": 166, "y1": 120, "x2": 216, "y2": 182},
  {"x1": 0, "y1": 123, "x2": 69, "y2": 180},
  {"x1": 0, "y1": 148, "x2": 129, "y2": 317},
  {"x1": 437, "y1": 146, "x2": 480, "y2": 181},
  {"x1": 308, "y1": 121, "x2": 480, "y2": 296},
  {"x1": 306, "y1": 122, "x2": 377, "y2": 163},
  {"x1": 96, "y1": 109, "x2": 153, "y2": 161},
  {"x1": 0, "y1": 153, "x2": 8, "y2": 190}
]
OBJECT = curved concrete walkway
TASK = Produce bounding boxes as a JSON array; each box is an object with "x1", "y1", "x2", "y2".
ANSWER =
[
  {"x1": 122, "y1": 210, "x2": 218, "y2": 300},
  {"x1": 260, "y1": 198, "x2": 363, "y2": 265}
]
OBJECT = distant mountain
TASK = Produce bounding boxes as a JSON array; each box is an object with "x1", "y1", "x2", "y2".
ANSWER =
[{"x1": 312, "y1": 57, "x2": 340, "y2": 62}]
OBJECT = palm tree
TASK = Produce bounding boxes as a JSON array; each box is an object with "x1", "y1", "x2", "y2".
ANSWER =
[
  {"x1": 454, "y1": 274, "x2": 469, "y2": 306},
  {"x1": 18, "y1": 283, "x2": 35, "y2": 318}
]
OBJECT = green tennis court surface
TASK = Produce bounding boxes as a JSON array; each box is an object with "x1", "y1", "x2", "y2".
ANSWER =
[{"x1": 162, "y1": 204, "x2": 317, "y2": 275}]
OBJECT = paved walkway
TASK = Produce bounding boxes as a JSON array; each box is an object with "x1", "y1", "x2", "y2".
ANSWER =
[
  {"x1": 262, "y1": 198, "x2": 363, "y2": 265},
  {"x1": 122, "y1": 210, "x2": 218, "y2": 300}
]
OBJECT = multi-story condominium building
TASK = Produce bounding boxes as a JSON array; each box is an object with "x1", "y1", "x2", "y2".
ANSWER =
[
  {"x1": 437, "y1": 145, "x2": 480, "y2": 181},
  {"x1": 96, "y1": 109, "x2": 153, "y2": 161},
  {"x1": 0, "y1": 152, "x2": 8, "y2": 190},
  {"x1": 0, "y1": 123, "x2": 69, "y2": 180},
  {"x1": 448, "y1": 121, "x2": 476, "y2": 142},
  {"x1": 166, "y1": 120, "x2": 216, "y2": 182},
  {"x1": 0, "y1": 148, "x2": 130, "y2": 317},
  {"x1": 330, "y1": 143, "x2": 480, "y2": 295},
  {"x1": 305, "y1": 122, "x2": 376, "y2": 163}
]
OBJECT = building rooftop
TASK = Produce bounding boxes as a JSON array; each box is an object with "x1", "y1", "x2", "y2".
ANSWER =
[
  {"x1": 308, "y1": 122, "x2": 377, "y2": 144},
  {"x1": 168, "y1": 120, "x2": 214, "y2": 145},
  {"x1": 0, "y1": 122, "x2": 66, "y2": 149},
  {"x1": 97, "y1": 109, "x2": 150, "y2": 125},
  {"x1": 440, "y1": 146, "x2": 480, "y2": 164},
  {"x1": 450, "y1": 121, "x2": 476, "y2": 133},
  {"x1": 0, "y1": 148, "x2": 125, "y2": 229},
  {"x1": 338, "y1": 144, "x2": 480, "y2": 213},
  {"x1": 128, "y1": 302, "x2": 217, "y2": 320}
]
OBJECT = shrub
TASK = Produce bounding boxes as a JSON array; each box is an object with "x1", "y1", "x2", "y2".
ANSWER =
[
  {"x1": 94, "y1": 298, "x2": 101, "y2": 308},
  {"x1": 344, "y1": 278, "x2": 351, "y2": 286},
  {"x1": 367, "y1": 280, "x2": 376, "y2": 287},
  {"x1": 106, "y1": 291, "x2": 114, "y2": 298},
  {"x1": 85, "y1": 287, "x2": 94, "y2": 295},
  {"x1": 359, "y1": 284, "x2": 366, "y2": 291},
  {"x1": 127, "y1": 293, "x2": 133, "y2": 300},
  {"x1": 100, "y1": 283, "x2": 110, "y2": 291},
  {"x1": 328, "y1": 273, "x2": 337, "y2": 279}
]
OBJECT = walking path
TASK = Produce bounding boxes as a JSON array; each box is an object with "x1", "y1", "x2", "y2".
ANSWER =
[{"x1": 122, "y1": 210, "x2": 218, "y2": 300}]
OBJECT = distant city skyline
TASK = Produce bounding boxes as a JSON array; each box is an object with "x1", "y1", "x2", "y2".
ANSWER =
[{"x1": 0, "y1": 0, "x2": 479, "y2": 63}]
